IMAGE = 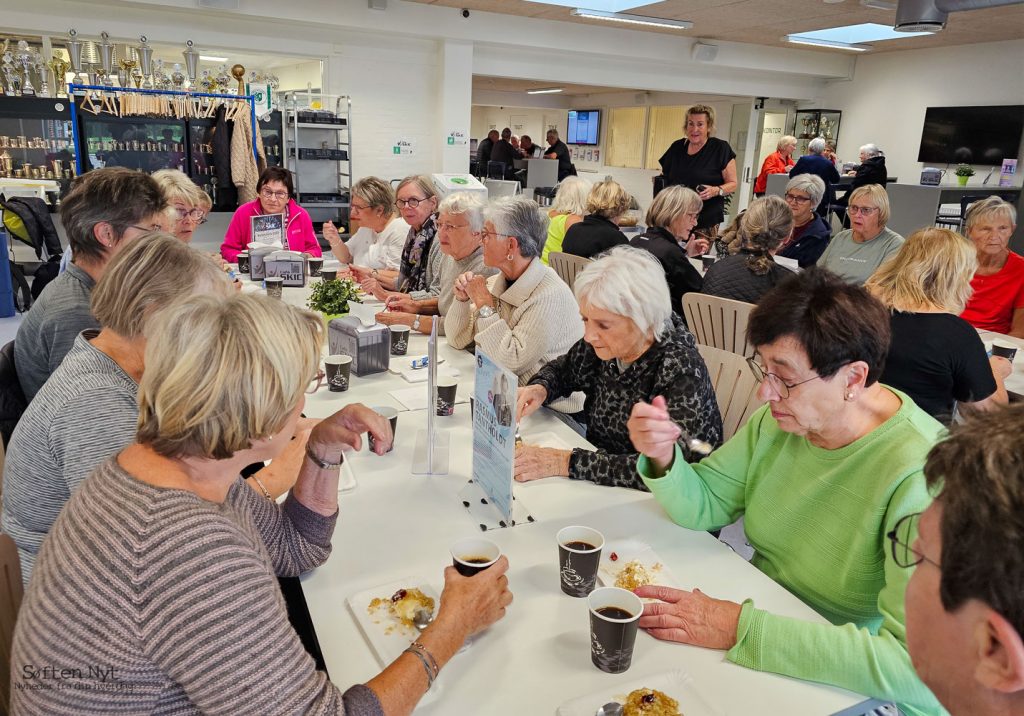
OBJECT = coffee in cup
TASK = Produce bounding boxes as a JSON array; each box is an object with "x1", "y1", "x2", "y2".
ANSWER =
[
  {"x1": 557, "y1": 525, "x2": 604, "y2": 598},
  {"x1": 450, "y1": 537, "x2": 501, "y2": 577},
  {"x1": 588, "y1": 587, "x2": 643, "y2": 674}
]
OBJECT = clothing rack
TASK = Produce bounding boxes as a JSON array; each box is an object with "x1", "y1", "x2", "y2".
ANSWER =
[{"x1": 67, "y1": 84, "x2": 259, "y2": 176}]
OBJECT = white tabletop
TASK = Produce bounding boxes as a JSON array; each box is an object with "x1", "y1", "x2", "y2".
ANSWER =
[{"x1": 266, "y1": 278, "x2": 864, "y2": 714}]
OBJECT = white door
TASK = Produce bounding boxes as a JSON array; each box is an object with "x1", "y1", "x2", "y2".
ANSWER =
[{"x1": 729, "y1": 101, "x2": 755, "y2": 218}]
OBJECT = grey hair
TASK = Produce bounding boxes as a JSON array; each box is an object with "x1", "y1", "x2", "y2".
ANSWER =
[
  {"x1": 785, "y1": 174, "x2": 826, "y2": 207},
  {"x1": 807, "y1": 137, "x2": 826, "y2": 155},
  {"x1": 438, "y1": 192, "x2": 486, "y2": 232},
  {"x1": 860, "y1": 143, "x2": 882, "y2": 158},
  {"x1": 574, "y1": 246, "x2": 672, "y2": 342},
  {"x1": 485, "y1": 196, "x2": 549, "y2": 258}
]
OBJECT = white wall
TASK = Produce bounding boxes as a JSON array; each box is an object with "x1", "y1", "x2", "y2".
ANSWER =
[
  {"x1": 275, "y1": 61, "x2": 324, "y2": 94},
  {"x1": 813, "y1": 39, "x2": 1024, "y2": 187}
]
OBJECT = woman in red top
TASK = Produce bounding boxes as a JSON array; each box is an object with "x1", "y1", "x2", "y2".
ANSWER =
[
  {"x1": 960, "y1": 196, "x2": 1024, "y2": 337},
  {"x1": 753, "y1": 135, "x2": 797, "y2": 196}
]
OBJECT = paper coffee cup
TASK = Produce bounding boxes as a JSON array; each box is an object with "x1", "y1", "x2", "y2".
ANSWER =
[
  {"x1": 264, "y1": 276, "x2": 284, "y2": 299},
  {"x1": 436, "y1": 376, "x2": 457, "y2": 416},
  {"x1": 557, "y1": 526, "x2": 604, "y2": 598},
  {"x1": 991, "y1": 340, "x2": 1018, "y2": 362},
  {"x1": 588, "y1": 587, "x2": 643, "y2": 674},
  {"x1": 325, "y1": 354, "x2": 352, "y2": 392},
  {"x1": 450, "y1": 538, "x2": 501, "y2": 577},
  {"x1": 367, "y1": 406, "x2": 398, "y2": 454},
  {"x1": 390, "y1": 325, "x2": 410, "y2": 356}
]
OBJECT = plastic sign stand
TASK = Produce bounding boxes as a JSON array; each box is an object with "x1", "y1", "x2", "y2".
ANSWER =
[
  {"x1": 412, "y1": 321, "x2": 450, "y2": 475},
  {"x1": 458, "y1": 349, "x2": 534, "y2": 531}
]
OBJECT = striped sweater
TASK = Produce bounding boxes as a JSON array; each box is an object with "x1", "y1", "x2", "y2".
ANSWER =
[{"x1": 11, "y1": 458, "x2": 382, "y2": 716}]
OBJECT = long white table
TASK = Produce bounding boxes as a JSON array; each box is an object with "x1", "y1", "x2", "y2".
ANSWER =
[
  {"x1": 256, "y1": 281, "x2": 866, "y2": 714},
  {"x1": 978, "y1": 329, "x2": 1024, "y2": 400}
]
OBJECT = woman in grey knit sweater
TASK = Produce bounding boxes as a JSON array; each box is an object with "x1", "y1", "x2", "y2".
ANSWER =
[{"x1": 12, "y1": 294, "x2": 512, "y2": 716}]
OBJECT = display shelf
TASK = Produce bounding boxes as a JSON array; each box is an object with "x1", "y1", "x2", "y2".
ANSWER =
[{"x1": 791, "y1": 109, "x2": 842, "y2": 158}]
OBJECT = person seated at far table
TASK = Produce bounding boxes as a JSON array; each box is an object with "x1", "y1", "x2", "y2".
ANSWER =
[
  {"x1": 519, "y1": 134, "x2": 541, "y2": 159},
  {"x1": 514, "y1": 246, "x2": 722, "y2": 486},
  {"x1": 540, "y1": 176, "x2": 590, "y2": 264},
  {"x1": 322, "y1": 176, "x2": 409, "y2": 280},
  {"x1": 959, "y1": 196, "x2": 1024, "y2": 338},
  {"x1": 776, "y1": 174, "x2": 832, "y2": 268},
  {"x1": 817, "y1": 184, "x2": 904, "y2": 286},
  {"x1": 221, "y1": 166, "x2": 322, "y2": 261},
  {"x1": 447, "y1": 196, "x2": 584, "y2": 414},
  {"x1": 16, "y1": 167, "x2": 168, "y2": 402},
  {"x1": 628, "y1": 185, "x2": 707, "y2": 316},
  {"x1": 753, "y1": 135, "x2": 797, "y2": 196},
  {"x1": 562, "y1": 180, "x2": 630, "y2": 259},
  {"x1": 899, "y1": 405, "x2": 1024, "y2": 716},
  {"x1": 488, "y1": 128, "x2": 518, "y2": 178},
  {"x1": 11, "y1": 292, "x2": 513, "y2": 715},
  {"x1": 626, "y1": 268, "x2": 947, "y2": 716},
  {"x1": 866, "y1": 227, "x2": 1010, "y2": 423},
  {"x1": 702, "y1": 196, "x2": 794, "y2": 305},
  {"x1": 544, "y1": 129, "x2": 574, "y2": 181},
  {"x1": 375, "y1": 192, "x2": 497, "y2": 336}
]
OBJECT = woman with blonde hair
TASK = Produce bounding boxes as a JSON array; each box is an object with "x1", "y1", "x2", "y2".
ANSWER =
[
  {"x1": 13, "y1": 292, "x2": 512, "y2": 714},
  {"x1": 562, "y1": 179, "x2": 630, "y2": 259},
  {"x1": 540, "y1": 176, "x2": 590, "y2": 264},
  {"x1": 702, "y1": 195, "x2": 794, "y2": 304},
  {"x1": 866, "y1": 227, "x2": 1010, "y2": 421},
  {"x1": 152, "y1": 168, "x2": 212, "y2": 244},
  {"x1": 629, "y1": 185, "x2": 707, "y2": 315},
  {"x1": 817, "y1": 184, "x2": 903, "y2": 285},
  {"x1": 322, "y1": 176, "x2": 410, "y2": 278}
]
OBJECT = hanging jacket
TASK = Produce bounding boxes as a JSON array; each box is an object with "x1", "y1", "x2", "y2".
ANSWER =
[
  {"x1": 230, "y1": 110, "x2": 266, "y2": 205},
  {"x1": 209, "y1": 106, "x2": 237, "y2": 211},
  {"x1": 0, "y1": 196, "x2": 61, "y2": 260}
]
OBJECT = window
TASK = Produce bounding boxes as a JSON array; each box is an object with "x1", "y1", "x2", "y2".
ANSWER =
[
  {"x1": 645, "y1": 105, "x2": 687, "y2": 170},
  {"x1": 605, "y1": 106, "x2": 648, "y2": 169}
]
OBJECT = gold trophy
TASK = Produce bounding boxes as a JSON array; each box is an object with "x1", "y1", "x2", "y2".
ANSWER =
[
  {"x1": 118, "y1": 54, "x2": 137, "y2": 90},
  {"x1": 48, "y1": 55, "x2": 70, "y2": 98},
  {"x1": 230, "y1": 64, "x2": 246, "y2": 95}
]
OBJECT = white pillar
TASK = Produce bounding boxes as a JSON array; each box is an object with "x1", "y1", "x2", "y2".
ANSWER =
[{"x1": 436, "y1": 40, "x2": 473, "y2": 174}]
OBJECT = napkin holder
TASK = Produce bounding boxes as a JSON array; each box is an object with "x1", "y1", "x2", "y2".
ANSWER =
[
  {"x1": 328, "y1": 316, "x2": 389, "y2": 376},
  {"x1": 264, "y1": 250, "x2": 306, "y2": 287},
  {"x1": 248, "y1": 245, "x2": 276, "y2": 280}
]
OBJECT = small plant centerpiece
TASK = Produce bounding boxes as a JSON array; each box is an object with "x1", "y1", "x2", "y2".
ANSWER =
[
  {"x1": 955, "y1": 164, "x2": 975, "y2": 186},
  {"x1": 306, "y1": 277, "x2": 361, "y2": 327}
]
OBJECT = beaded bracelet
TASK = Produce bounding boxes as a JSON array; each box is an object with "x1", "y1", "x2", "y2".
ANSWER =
[{"x1": 403, "y1": 646, "x2": 434, "y2": 687}]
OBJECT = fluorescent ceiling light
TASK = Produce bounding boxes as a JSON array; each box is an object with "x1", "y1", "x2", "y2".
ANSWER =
[
  {"x1": 200, "y1": 55, "x2": 229, "y2": 62},
  {"x1": 527, "y1": 0, "x2": 654, "y2": 10},
  {"x1": 789, "y1": 22, "x2": 932, "y2": 45},
  {"x1": 527, "y1": 87, "x2": 564, "y2": 94},
  {"x1": 571, "y1": 9, "x2": 693, "y2": 29},
  {"x1": 786, "y1": 37, "x2": 869, "y2": 51}
]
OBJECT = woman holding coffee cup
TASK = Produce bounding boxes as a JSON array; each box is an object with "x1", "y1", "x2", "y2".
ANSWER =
[
  {"x1": 322, "y1": 176, "x2": 409, "y2": 280},
  {"x1": 959, "y1": 196, "x2": 1024, "y2": 338},
  {"x1": 866, "y1": 227, "x2": 1010, "y2": 422},
  {"x1": 12, "y1": 292, "x2": 513, "y2": 715},
  {"x1": 626, "y1": 268, "x2": 946, "y2": 716}
]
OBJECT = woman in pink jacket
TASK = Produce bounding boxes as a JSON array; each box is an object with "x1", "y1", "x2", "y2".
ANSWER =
[{"x1": 221, "y1": 167, "x2": 322, "y2": 262}]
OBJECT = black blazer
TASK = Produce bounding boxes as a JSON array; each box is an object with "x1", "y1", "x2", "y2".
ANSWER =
[
  {"x1": 562, "y1": 214, "x2": 627, "y2": 259},
  {"x1": 629, "y1": 227, "x2": 703, "y2": 315}
]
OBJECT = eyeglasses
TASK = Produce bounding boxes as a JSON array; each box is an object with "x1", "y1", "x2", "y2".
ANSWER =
[
  {"x1": 395, "y1": 197, "x2": 429, "y2": 209},
  {"x1": 887, "y1": 512, "x2": 940, "y2": 569},
  {"x1": 746, "y1": 357, "x2": 823, "y2": 399},
  {"x1": 481, "y1": 230, "x2": 512, "y2": 243},
  {"x1": 260, "y1": 189, "x2": 289, "y2": 201},
  {"x1": 437, "y1": 222, "x2": 471, "y2": 233},
  {"x1": 349, "y1": 202, "x2": 371, "y2": 213},
  {"x1": 129, "y1": 224, "x2": 165, "y2": 233},
  {"x1": 174, "y1": 207, "x2": 208, "y2": 224},
  {"x1": 306, "y1": 369, "x2": 324, "y2": 394},
  {"x1": 848, "y1": 205, "x2": 879, "y2": 216},
  {"x1": 784, "y1": 193, "x2": 812, "y2": 204}
]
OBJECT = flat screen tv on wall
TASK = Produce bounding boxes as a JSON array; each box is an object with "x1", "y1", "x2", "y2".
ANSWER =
[
  {"x1": 567, "y1": 109, "x2": 600, "y2": 145},
  {"x1": 917, "y1": 105, "x2": 1024, "y2": 166}
]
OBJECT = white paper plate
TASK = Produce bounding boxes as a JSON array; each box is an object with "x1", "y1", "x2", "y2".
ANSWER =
[
  {"x1": 598, "y1": 540, "x2": 681, "y2": 597},
  {"x1": 556, "y1": 669, "x2": 722, "y2": 716}
]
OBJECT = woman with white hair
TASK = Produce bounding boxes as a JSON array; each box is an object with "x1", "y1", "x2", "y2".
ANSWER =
[
  {"x1": 960, "y1": 196, "x2": 1024, "y2": 337},
  {"x1": 541, "y1": 176, "x2": 590, "y2": 264},
  {"x1": 376, "y1": 192, "x2": 497, "y2": 335},
  {"x1": 13, "y1": 292, "x2": 512, "y2": 715},
  {"x1": 776, "y1": 174, "x2": 832, "y2": 268},
  {"x1": 817, "y1": 184, "x2": 904, "y2": 286},
  {"x1": 836, "y1": 143, "x2": 888, "y2": 223},
  {"x1": 513, "y1": 246, "x2": 722, "y2": 486},
  {"x1": 753, "y1": 135, "x2": 797, "y2": 196},
  {"x1": 789, "y1": 136, "x2": 841, "y2": 218},
  {"x1": 447, "y1": 196, "x2": 584, "y2": 414}
]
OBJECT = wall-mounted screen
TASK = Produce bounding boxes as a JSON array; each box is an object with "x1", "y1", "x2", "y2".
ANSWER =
[
  {"x1": 917, "y1": 105, "x2": 1024, "y2": 166},
  {"x1": 567, "y1": 109, "x2": 600, "y2": 145}
]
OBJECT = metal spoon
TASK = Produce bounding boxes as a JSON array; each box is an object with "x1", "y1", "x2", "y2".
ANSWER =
[
  {"x1": 675, "y1": 422, "x2": 714, "y2": 457},
  {"x1": 595, "y1": 702, "x2": 623, "y2": 716},
  {"x1": 412, "y1": 607, "x2": 433, "y2": 632}
]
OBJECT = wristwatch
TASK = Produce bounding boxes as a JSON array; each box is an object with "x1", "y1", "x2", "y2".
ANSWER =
[
  {"x1": 477, "y1": 305, "x2": 495, "y2": 319},
  {"x1": 412, "y1": 315, "x2": 422, "y2": 331},
  {"x1": 371, "y1": 268, "x2": 379, "y2": 278},
  {"x1": 717, "y1": 186, "x2": 724, "y2": 196}
]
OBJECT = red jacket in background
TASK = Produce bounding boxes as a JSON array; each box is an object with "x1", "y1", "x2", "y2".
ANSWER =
[{"x1": 754, "y1": 151, "x2": 796, "y2": 194}]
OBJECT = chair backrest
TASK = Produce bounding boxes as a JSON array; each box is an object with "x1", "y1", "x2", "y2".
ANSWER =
[
  {"x1": 486, "y1": 161, "x2": 507, "y2": 180},
  {"x1": 548, "y1": 251, "x2": 593, "y2": 292},
  {"x1": 683, "y1": 293, "x2": 757, "y2": 358},
  {"x1": 0, "y1": 533, "x2": 23, "y2": 715},
  {"x1": 0, "y1": 342, "x2": 26, "y2": 449},
  {"x1": 697, "y1": 344, "x2": 764, "y2": 441}
]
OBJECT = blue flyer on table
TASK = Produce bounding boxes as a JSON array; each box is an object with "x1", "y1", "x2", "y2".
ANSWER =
[{"x1": 472, "y1": 349, "x2": 516, "y2": 521}]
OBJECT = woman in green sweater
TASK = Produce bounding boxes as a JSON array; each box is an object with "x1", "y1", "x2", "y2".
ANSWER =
[{"x1": 627, "y1": 268, "x2": 946, "y2": 716}]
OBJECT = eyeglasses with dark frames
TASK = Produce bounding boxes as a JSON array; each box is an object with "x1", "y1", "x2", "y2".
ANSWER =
[
  {"x1": 395, "y1": 197, "x2": 429, "y2": 209},
  {"x1": 784, "y1": 193, "x2": 812, "y2": 204},
  {"x1": 745, "y1": 357, "x2": 823, "y2": 400},
  {"x1": 259, "y1": 189, "x2": 289, "y2": 201},
  {"x1": 887, "y1": 512, "x2": 940, "y2": 569}
]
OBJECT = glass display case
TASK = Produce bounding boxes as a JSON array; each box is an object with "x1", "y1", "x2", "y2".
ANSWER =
[
  {"x1": 0, "y1": 96, "x2": 76, "y2": 191},
  {"x1": 792, "y1": 109, "x2": 842, "y2": 157},
  {"x1": 76, "y1": 111, "x2": 188, "y2": 175}
]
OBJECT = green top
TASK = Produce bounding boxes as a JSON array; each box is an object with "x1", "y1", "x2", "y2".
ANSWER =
[
  {"x1": 638, "y1": 389, "x2": 947, "y2": 716},
  {"x1": 541, "y1": 213, "x2": 571, "y2": 265}
]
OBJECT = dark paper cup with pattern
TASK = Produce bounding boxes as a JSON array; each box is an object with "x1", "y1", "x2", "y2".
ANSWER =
[
  {"x1": 992, "y1": 340, "x2": 1018, "y2": 362},
  {"x1": 325, "y1": 354, "x2": 352, "y2": 392},
  {"x1": 264, "y1": 276, "x2": 284, "y2": 299},
  {"x1": 450, "y1": 537, "x2": 501, "y2": 577},
  {"x1": 308, "y1": 257, "x2": 324, "y2": 277},
  {"x1": 367, "y1": 406, "x2": 398, "y2": 454},
  {"x1": 557, "y1": 525, "x2": 603, "y2": 598},
  {"x1": 588, "y1": 587, "x2": 642, "y2": 673},
  {"x1": 436, "y1": 376, "x2": 457, "y2": 416},
  {"x1": 237, "y1": 252, "x2": 250, "y2": 274},
  {"x1": 390, "y1": 325, "x2": 410, "y2": 355}
]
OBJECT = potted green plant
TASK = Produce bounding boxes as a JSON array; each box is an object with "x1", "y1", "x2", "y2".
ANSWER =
[
  {"x1": 306, "y1": 277, "x2": 361, "y2": 329},
  {"x1": 955, "y1": 163, "x2": 975, "y2": 186}
]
